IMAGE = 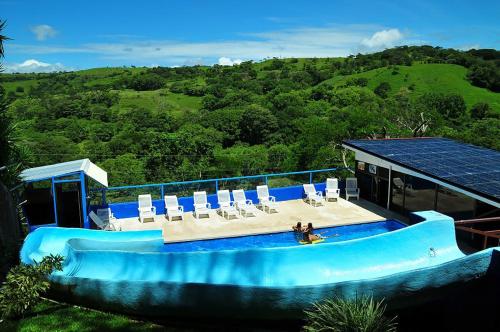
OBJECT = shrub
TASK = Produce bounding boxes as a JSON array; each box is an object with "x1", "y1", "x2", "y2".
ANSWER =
[
  {"x1": 0, "y1": 254, "x2": 63, "y2": 320},
  {"x1": 303, "y1": 295, "x2": 397, "y2": 332},
  {"x1": 374, "y1": 82, "x2": 391, "y2": 98}
]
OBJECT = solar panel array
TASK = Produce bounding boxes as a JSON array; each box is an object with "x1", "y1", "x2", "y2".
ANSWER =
[{"x1": 344, "y1": 138, "x2": 500, "y2": 203}]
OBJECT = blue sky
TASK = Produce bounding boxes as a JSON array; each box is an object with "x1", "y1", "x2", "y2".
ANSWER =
[{"x1": 2, "y1": 0, "x2": 499, "y2": 72}]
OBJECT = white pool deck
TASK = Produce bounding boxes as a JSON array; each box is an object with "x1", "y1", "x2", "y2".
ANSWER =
[{"x1": 111, "y1": 198, "x2": 406, "y2": 243}]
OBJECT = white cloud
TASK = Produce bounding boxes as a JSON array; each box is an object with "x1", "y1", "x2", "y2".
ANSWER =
[
  {"x1": 30, "y1": 24, "x2": 58, "y2": 41},
  {"x1": 10, "y1": 24, "x2": 411, "y2": 67},
  {"x1": 457, "y1": 44, "x2": 480, "y2": 51},
  {"x1": 4, "y1": 59, "x2": 71, "y2": 73},
  {"x1": 218, "y1": 57, "x2": 243, "y2": 66},
  {"x1": 361, "y1": 29, "x2": 404, "y2": 49}
]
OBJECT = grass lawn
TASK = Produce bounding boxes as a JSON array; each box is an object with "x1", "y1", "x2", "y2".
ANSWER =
[{"x1": 0, "y1": 299, "x2": 184, "y2": 332}]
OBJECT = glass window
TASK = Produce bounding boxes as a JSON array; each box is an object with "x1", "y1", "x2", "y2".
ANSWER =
[
  {"x1": 403, "y1": 175, "x2": 437, "y2": 213},
  {"x1": 436, "y1": 186, "x2": 475, "y2": 220},
  {"x1": 356, "y1": 172, "x2": 373, "y2": 201},
  {"x1": 390, "y1": 171, "x2": 405, "y2": 213}
]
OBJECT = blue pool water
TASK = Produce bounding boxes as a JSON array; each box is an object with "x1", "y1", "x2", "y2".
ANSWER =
[{"x1": 162, "y1": 220, "x2": 406, "y2": 252}]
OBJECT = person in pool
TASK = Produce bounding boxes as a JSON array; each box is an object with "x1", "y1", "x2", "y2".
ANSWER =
[
  {"x1": 292, "y1": 221, "x2": 303, "y2": 232},
  {"x1": 292, "y1": 222, "x2": 303, "y2": 242},
  {"x1": 303, "y1": 222, "x2": 321, "y2": 243}
]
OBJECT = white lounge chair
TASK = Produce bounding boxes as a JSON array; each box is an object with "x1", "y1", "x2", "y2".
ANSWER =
[
  {"x1": 164, "y1": 195, "x2": 184, "y2": 221},
  {"x1": 96, "y1": 208, "x2": 116, "y2": 223},
  {"x1": 345, "y1": 178, "x2": 360, "y2": 200},
  {"x1": 217, "y1": 190, "x2": 239, "y2": 220},
  {"x1": 325, "y1": 178, "x2": 340, "y2": 202},
  {"x1": 233, "y1": 189, "x2": 259, "y2": 217},
  {"x1": 89, "y1": 210, "x2": 116, "y2": 231},
  {"x1": 193, "y1": 191, "x2": 212, "y2": 220},
  {"x1": 256, "y1": 185, "x2": 278, "y2": 213},
  {"x1": 303, "y1": 184, "x2": 324, "y2": 207},
  {"x1": 138, "y1": 194, "x2": 156, "y2": 223}
]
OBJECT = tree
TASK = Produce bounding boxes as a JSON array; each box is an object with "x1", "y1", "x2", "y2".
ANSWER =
[
  {"x1": 467, "y1": 63, "x2": 500, "y2": 92},
  {"x1": 239, "y1": 105, "x2": 279, "y2": 145},
  {"x1": 420, "y1": 93, "x2": 466, "y2": 124},
  {"x1": 374, "y1": 82, "x2": 391, "y2": 98},
  {"x1": 214, "y1": 145, "x2": 269, "y2": 177},
  {"x1": 100, "y1": 154, "x2": 146, "y2": 186},
  {"x1": 470, "y1": 102, "x2": 492, "y2": 120}
]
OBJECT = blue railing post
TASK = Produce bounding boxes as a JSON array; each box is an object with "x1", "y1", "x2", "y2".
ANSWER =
[
  {"x1": 80, "y1": 171, "x2": 90, "y2": 229},
  {"x1": 51, "y1": 177, "x2": 58, "y2": 226},
  {"x1": 264, "y1": 176, "x2": 268, "y2": 185},
  {"x1": 215, "y1": 179, "x2": 219, "y2": 191},
  {"x1": 309, "y1": 172, "x2": 313, "y2": 184},
  {"x1": 160, "y1": 185, "x2": 165, "y2": 199},
  {"x1": 101, "y1": 188, "x2": 106, "y2": 206}
]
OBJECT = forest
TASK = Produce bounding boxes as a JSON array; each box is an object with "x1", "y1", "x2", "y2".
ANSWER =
[{"x1": 1, "y1": 45, "x2": 499, "y2": 187}]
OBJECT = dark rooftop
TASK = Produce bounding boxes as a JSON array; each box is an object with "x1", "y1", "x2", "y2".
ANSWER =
[{"x1": 343, "y1": 137, "x2": 500, "y2": 204}]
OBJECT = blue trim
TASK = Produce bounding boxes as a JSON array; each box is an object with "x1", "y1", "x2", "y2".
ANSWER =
[
  {"x1": 53, "y1": 179, "x2": 81, "y2": 184},
  {"x1": 51, "y1": 177, "x2": 58, "y2": 226},
  {"x1": 80, "y1": 171, "x2": 89, "y2": 229}
]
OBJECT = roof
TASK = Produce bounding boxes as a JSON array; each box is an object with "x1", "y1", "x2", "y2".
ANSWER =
[
  {"x1": 343, "y1": 137, "x2": 500, "y2": 206},
  {"x1": 20, "y1": 159, "x2": 108, "y2": 187}
]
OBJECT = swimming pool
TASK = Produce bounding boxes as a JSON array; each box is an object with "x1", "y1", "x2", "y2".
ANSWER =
[{"x1": 162, "y1": 220, "x2": 406, "y2": 252}]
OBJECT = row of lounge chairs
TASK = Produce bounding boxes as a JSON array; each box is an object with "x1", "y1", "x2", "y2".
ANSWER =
[
  {"x1": 136, "y1": 178, "x2": 360, "y2": 222},
  {"x1": 138, "y1": 185, "x2": 279, "y2": 222},
  {"x1": 304, "y1": 178, "x2": 360, "y2": 206}
]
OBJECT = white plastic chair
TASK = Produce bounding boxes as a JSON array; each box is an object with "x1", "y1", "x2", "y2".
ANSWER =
[
  {"x1": 232, "y1": 189, "x2": 259, "y2": 217},
  {"x1": 193, "y1": 191, "x2": 212, "y2": 220},
  {"x1": 325, "y1": 178, "x2": 340, "y2": 202},
  {"x1": 138, "y1": 194, "x2": 156, "y2": 223},
  {"x1": 345, "y1": 178, "x2": 360, "y2": 200},
  {"x1": 89, "y1": 211, "x2": 116, "y2": 231},
  {"x1": 256, "y1": 185, "x2": 278, "y2": 213},
  {"x1": 303, "y1": 184, "x2": 324, "y2": 206},
  {"x1": 164, "y1": 195, "x2": 184, "y2": 221},
  {"x1": 96, "y1": 208, "x2": 116, "y2": 222},
  {"x1": 217, "y1": 190, "x2": 238, "y2": 220}
]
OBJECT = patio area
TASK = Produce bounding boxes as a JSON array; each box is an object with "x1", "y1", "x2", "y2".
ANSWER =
[{"x1": 112, "y1": 198, "x2": 406, "y2": 243}]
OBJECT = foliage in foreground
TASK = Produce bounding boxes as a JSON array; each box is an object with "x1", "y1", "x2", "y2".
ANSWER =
[
  {"x1": 303, "y1": 296, "x2": 397, "y2": 332},
  {"x1": 0, "y1": 254, "x2": 63, "y2": 320},
  {"x1": 0, "y1": 299, "x2": 172, "y2": 332}
]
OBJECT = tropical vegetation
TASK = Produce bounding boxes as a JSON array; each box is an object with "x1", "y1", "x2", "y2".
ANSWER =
[{"x1": 0, "y1": 46, "x2": 499, "y2": 188}]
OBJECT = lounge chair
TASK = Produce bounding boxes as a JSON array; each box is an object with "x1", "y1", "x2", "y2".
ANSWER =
[
  {"x1": 345, "y1": 178, "x2": 360, "y2": 200},
  {"x1": 256, "y1": 185, "x2": 278, "y2": 213},
  {"x1": 138, "y1": 194, "x2": 156, "y2": 223},
  {"x1": 164, "y1": 195, "x2": 184, "y2": 221},
  {"x1": 233, "y1": 189, "x2": 259, "y2": 217},
  {"x1": 193, "y1": 191, "x2": 212, "y2": 220},
  {"x1": 303, "y1": 184, "x2": 324, "y2": 207},
  {"x1": 96, "y1": 208, "x2": 116, "y2": 223},
  {"x1": 325, "y1": 178, "x2": 340, "y2": 202},
  {"x1": 217, "y1": 190, "x2": 238, "y2": 220},
  {"x1": 89, "y1": 210, "x2": 116, "y2": 231}
]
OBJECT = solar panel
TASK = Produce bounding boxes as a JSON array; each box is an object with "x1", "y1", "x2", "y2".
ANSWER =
[{"x1": 344, "y1": 138, "x2": 500, "y2": 203}]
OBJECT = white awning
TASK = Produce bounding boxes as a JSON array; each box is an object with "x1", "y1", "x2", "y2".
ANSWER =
[{"x1": 20, "y1": 159, "x2": 108, "y2": 187}]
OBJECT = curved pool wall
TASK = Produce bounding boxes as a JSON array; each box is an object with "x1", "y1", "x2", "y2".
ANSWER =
[{"x1": 20, "y1": 211, "x2": 499, "y2": 318}]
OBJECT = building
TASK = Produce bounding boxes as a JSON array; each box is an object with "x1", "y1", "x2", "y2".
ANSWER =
[{"x1": 342, "y1": 137, "x2": 500, "y2": 220}]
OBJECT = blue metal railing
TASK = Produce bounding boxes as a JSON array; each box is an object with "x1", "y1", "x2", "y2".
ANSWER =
[{"x1": 92, "y1": 168, "x2": 349, "y2": 205}]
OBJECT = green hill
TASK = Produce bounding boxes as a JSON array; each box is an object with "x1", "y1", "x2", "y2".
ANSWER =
[{"x1": 327, "y1": 63, "x2": 500, "y2": 111}]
